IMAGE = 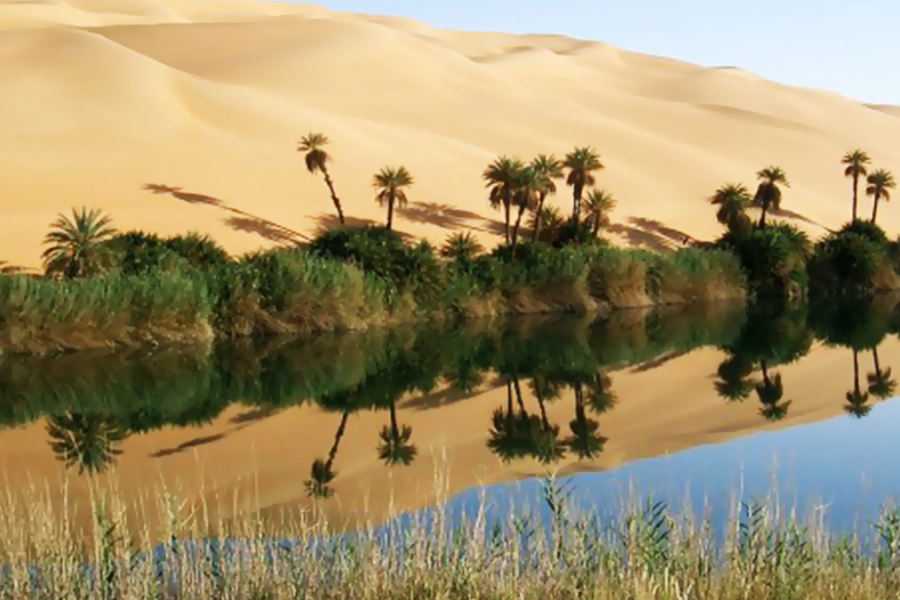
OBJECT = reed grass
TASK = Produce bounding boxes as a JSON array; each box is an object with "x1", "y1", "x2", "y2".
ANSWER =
[{"x1": 2, "y1": 461, "x2": 899, "y2": 599}]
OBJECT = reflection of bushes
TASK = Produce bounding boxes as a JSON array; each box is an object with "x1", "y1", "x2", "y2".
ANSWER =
[{"x1": 0, "y1": 305, "x2": 745, "y2": 431}]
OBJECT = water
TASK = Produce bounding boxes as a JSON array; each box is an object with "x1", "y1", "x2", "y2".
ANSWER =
[{"x1": 2, "y1": 293, "x2": 900, "y2": 546}]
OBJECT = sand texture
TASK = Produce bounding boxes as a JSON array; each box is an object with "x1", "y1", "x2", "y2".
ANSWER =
[{"x1": 1, "y1": 0, "x2": 900, "y2": 272}]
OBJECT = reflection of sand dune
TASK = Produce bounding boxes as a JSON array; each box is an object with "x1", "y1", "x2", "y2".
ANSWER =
[
  {"x1": 1, "y1": 0, "x2": 900, "y2": 268},
  {"x1": 2, "y1": 337, "x2": 898, "y2": 539}
]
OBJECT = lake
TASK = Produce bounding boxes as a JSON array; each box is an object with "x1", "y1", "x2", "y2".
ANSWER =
[{"x1": 1, "y1": 293, "x2": 899, "y2": 547}]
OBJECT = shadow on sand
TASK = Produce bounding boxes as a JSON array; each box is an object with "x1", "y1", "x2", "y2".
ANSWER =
[
  {"x1": 398, "y1": 201, "x2": 484, "y2": 231},
  {"x1": 143, "y1": 184, "x2": 310, "y2": 246},
  {"x1": 150, "y1": 433, "x2": 227, "y2": 458}
]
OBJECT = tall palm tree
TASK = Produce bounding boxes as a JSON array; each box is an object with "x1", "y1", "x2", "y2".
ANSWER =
[
  {"x1": 524, "y1": 376, "x2": 566, "y2": 465},
  {"x1": 754, "y1": 361, "x2": 791, "y2": 421},
  {"x1": 527, "y1": 205, "x2": 565, "y2": 245},
  {"x1": 866, "y1": 168, "x2": 896, "y2": 224},
  {"x1": 867, "y1": 346, "x2": 897, "y2": 400},
  {"x1": 753, "y1": 166, "x2": 789, "y2": 229},
  {"x1": 529, "y1": 154, "x2": 565, "y2": 242},
  {"x1": 377, "y1": 398, "x2": 418, "y2": 467},
  {"x1": 845, "y1": 349, "x2": 872, "y2": 419},
  {"x1": 483, "y1": 156, "x2": 527, "y2": 244},
  {"x1": 46, "y1": 412, "x2": 128, "y2": 475},
  {"x1": 585, "y1": 372, "x2": 618, "y2": 415},
  {"x1": 582, "y1": 189, "x2": 617, "y2": 235},
  {"x1": 304, "y1": 411, "x2": 351, "y2": 500},
  {"x1": 41, "y1": 207, "x2": 117, "y2": 279},
  {"x1": 710, "y1": 183, "x2": 753, "y2": 236},
  {"x1": 511, "y1": 167, "x2": 540, "y2": 248},
  {"x1": 373, "y1": 166, "x2": 414, "y2": 231},
  {"x1": 842, "y1": 149, "x2": 871, "y2": 221},
  {"x1": 298, "y1": 132, "x2": 345, "y2": 225},
  {"x1": 566, "y1": 384, "x2": 607, "y2": 460},
  {"x1": 563, "y1": 146, "x2": 604, "y2": 222}
]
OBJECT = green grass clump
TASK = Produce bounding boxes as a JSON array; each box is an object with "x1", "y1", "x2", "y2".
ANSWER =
[{"x1": 0, "y1": 272, "x2": 212, "y2": 354}]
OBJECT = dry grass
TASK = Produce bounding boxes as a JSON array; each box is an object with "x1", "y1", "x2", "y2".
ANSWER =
[{"x1": 2, "y1": 457, "x2": 899, "y2": 600}]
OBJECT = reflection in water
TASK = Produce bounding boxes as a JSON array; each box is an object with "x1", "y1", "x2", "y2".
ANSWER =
[{"x1": 1, "y1": 294, "x2": 899, "y2": 511}]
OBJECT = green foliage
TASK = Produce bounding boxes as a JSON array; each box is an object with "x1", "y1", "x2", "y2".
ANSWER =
[
  {"x1": 809, "y1": 232, "x2": 880, "y2": 296},
  {"x1": 717, "y1": 223, "x2": 810, "y2": 299}
]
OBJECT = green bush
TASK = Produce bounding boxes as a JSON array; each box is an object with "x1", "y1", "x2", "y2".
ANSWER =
[{"x1": 809, "y1": 231, "x2": 881, "y2": 296}]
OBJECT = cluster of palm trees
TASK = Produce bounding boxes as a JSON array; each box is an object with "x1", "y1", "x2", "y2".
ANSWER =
[
  {"x1": 710, "y1": 150, "x2": 896, "y2": 237},
  {"x1": 298, "y1": 133, "x2": 617, "y2": 245}
]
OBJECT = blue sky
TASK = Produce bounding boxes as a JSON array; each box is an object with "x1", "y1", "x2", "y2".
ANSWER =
[{"x1": 306, "y1": 0, "x2": 900, "y2": 105}]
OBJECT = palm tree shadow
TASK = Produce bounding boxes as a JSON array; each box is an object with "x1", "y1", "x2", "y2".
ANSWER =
[
  {"x1": 312, "y1": 213, "x2": 417, "y2": 244},
  {"x1": 398, "y1": 201, "x2": 484, "y2": 231},
  {"x1": 230, "y1": 407, "x2": 281, "y2": 425},
  {"x1": 402, "y1": 378, "x2": 506, "y2": 410},
  {"x1": 768, "y1": 207, "x2": 830, "y2": 231},
  {"x1": 143, "y1": 184, "x2": 311, "y2": 244},
  {"x1": 479, "y1": 219, "x2": 508, "y2": 238},
  {"x1": 607, "y1": 223, "x2": 676, "y2": 253},
  {"x1": 150, "y1": 433, "x2": 227, "y2": 458},
  {"x1": 628, "y1": 217, "x2": 694, "y2": 245}
]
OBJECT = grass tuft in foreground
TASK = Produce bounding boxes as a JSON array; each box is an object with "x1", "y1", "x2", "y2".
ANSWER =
[{"x1": 3, "y1": 468, "x2": 900, "y2": 599}]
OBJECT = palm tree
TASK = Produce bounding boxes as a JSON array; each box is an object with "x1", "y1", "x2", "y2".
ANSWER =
[
  {"x1": 529, "y1": 154, "x2": 565, "y2": 242},
  {"x1": 373, "y1": 166, "x2": 414, "y2": 231},
  {"x1": 487, "y1": 383, "x2": 527, "y2": 463},
  {"x1": 524, "y1": 376, "x2": 566, "y2": 465},
  {"x1": 527, "y1": 205, "x2": 565, "y2": 244},
  {"x1": 41, "y1": 207, "x2": 117, "y2": 279},
  {"x1": 710, "y1": 183, "x2": 753, "y2": 236},
  {"x1": 582, "y1": 189, "x2": 617, "y2": 235},
  {"x1": 714, "y1": 354, "x2": 755, "y2": 401},
  {"x1": 585, "y1": 372, "x2": 618, "y2": 415},
  {"x1": 483, "y1": 156, "x2": 526, "y2": 244},
  {"x1": 46, "y1": 412, "x2": 128, "y2": 475},
  {"x1": 845, "y1": 349, "x2": 871, "y2": 418},
  {"x1": 866, "y1": 168, "x2": 896, "y2": 224},
  {"x1": 842, "y1": 149, "x2": 871, "y2": 221},
  {"x1": 304, "y1": 411, "x2": 350, "y2": 500},
  {"x1": 754, "y1": 361, "x2": 791, "y2": 421},
  {"x1": 298, "y1": 132, "x2": 345, "y2": 225},
  {"x1": 566, "y1": 384, "x2": 607, "y2": 460},
  {"x1": 377, "y1": 399, "x2": 417, "y2": 467},
  {"x1": 867, "y1": 346, "x2": 897, "y2": 400},
  {"x1": 510, "y1": 167, "x2": 540, "y2": 248},
  {"x1": 753, "y1": 166, "x2": 789, "y2": 228},
  {"x1": 440, "y1": 231, "x2": 484, "y2": 262},
  {"x1": 563, "y1": 146, "x2": 604, "y2": 222}
]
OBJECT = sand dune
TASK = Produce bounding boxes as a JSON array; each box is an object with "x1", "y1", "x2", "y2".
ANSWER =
[{"x1": 1, "y1": 0, "x2": 900, "y2": 269}]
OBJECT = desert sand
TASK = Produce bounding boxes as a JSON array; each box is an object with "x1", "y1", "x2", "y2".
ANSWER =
[
  {"x1": 2, "y1": 0, "x2": 900, "y2": 273},
  {"x1": 1, "y1": 337, "x2": 896, "y2": 539},
  {"x1": 2, "y1": 0, "x2": 900, "y2": 538}
]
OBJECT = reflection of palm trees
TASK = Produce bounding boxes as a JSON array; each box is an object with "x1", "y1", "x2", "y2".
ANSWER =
[
  {"x1": 755, "y1": 361, "x2": 791, "y2": 421},
  {"x1": 566, "y1": 383, "x2": 607, "y2": 460},
  {"x1": 844, "y1": 349, "x2": 872, "y2": 419},
  {"x1": 867, "y1": 346, "x2": 897, "y2": 401},
  {"x1": 377, "y1": 399, "x2": 417, "y2": 467},
  {"x1": 46, "y1": 413, "x2": 128, "y2": 475},
  {"x1": 523, "y1": 375, "x2": 566, "y2": 465},
  {"x1": 586, "y1": 371, "x2": 617, "y2": 414},
  {"x1": 714, "y1": 355, "x2": 755, "y2": 401},
  {"x1": 304, "y1": 411, "x2": 350, "y2": 499},
  {"x1": 487, "y1": 383, "x2": 526, "y2": 463}
]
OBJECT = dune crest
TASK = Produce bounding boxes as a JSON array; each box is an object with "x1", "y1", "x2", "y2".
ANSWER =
[{"x1": 0, "y1": 0, "x2": 899, "y2": 269}]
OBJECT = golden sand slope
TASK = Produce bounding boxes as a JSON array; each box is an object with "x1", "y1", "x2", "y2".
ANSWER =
[
  {"x1": 1, "y1": 0, "x2": 900, "y2": 271},
  {"x1": 2, "y1": 337, "x2": 897, "y2": 539}
]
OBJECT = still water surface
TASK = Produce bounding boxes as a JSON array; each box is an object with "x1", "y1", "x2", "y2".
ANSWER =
[{"x1": 1, "y1": 294, "x2": 899, "y2": 539}]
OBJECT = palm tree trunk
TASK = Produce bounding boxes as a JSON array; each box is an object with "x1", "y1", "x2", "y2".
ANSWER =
[
  {"x1": 503, "y1": 192, "x2": 512, "y2": 244},
  {"x1": 532, "y1": 193, "x2": 547, "y2": 242},
  {"x1": 760, "y1": 361, "x2": 769, "y2": 385},
  {"x1": 757, "y1": 205, "x2": 768, "y2": 229},
  {"x1": 852, "y1": 174, "x2": 859, "y2": 221},
  {"x1": 387, "y1": 192, "x2": 395, "y2": 231},
  {"x1": 512, "y1": 375, "x2": 526, "y2": 414},
  {"x1": 322, "y1": 167, "x2": 345, "y2": 225},
  {"x1": 853, "y1": 349, "x2": 861, "y2": 394},
  {"x1": 574, "y1": 384, "x2": 586, "y2": 424},
  {"x1": 592, "y1": 216, "x2": 600, "y2": 236},
  {"x1": 871, "y1": 193, "x2": 881, "y2": 223},
  {"x1": 873, "y1": 346, "x2": 882, "y2": 377},
  {"x1": 325, "y1": 411, "x2": 350, "y2": 469},
  {"x1": 511, "y1": 203, "x2": 526, "y2": 251},
  {"x1": 573, "y1": 182, "x2": 583, "y2": 222},
  {"x1": 389, "y1": 399, "x2": 400, "y2": 442}
]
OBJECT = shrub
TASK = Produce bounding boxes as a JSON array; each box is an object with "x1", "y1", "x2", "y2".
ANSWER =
[{"x1": 809, "y1": 231, "x2": 882, "y2": 296}]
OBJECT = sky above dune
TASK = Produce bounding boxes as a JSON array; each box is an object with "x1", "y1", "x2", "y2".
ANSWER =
[{"x1": 311, "y1": 0, "x2": 900, "y2": 105}]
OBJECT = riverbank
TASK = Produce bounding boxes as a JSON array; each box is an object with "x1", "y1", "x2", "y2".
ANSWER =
[{"x1": 0, "y1": 240, "x2": 746, "y2": 356}]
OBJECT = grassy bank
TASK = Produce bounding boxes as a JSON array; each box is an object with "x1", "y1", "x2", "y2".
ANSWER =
[
  {"x1": 2, "y1": 469, "x2": 900, "y2": 599},
  {"x1": 0, "y1": 227, "x2": 748, "y2": 355}
]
